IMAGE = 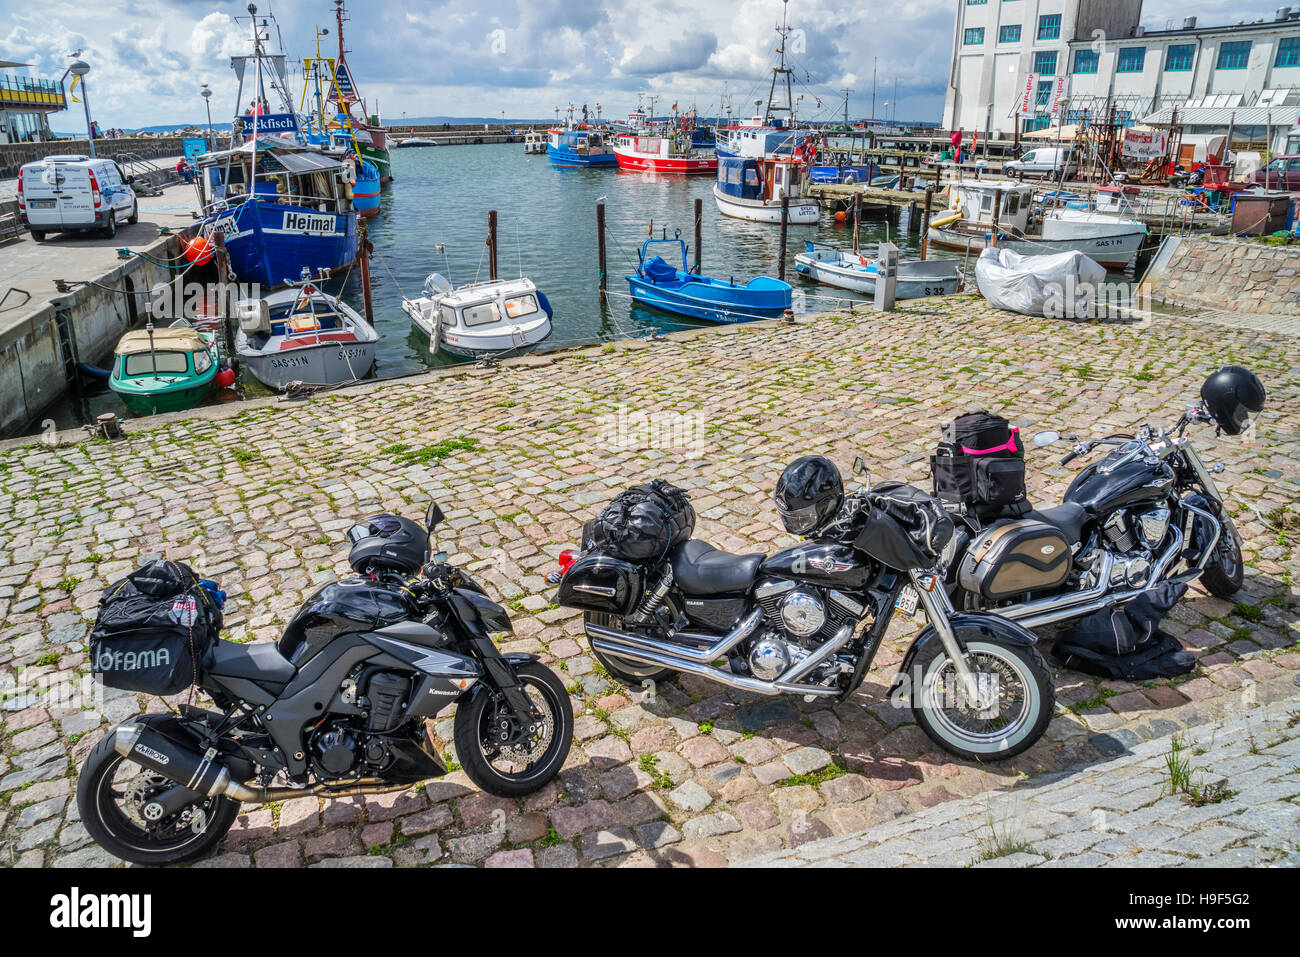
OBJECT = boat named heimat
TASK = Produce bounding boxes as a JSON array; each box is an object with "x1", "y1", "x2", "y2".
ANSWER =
[
  {"x1": 926, "y1": 181, "x2": 1148, "y2": 269},
  {"x1": 190, "y1": 5, "x2": 358, "y2": 287}
]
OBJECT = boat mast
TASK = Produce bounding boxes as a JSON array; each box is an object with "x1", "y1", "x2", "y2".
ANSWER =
[{"x1": 764, "y1": 0, "x2": 795, "y2": 127}]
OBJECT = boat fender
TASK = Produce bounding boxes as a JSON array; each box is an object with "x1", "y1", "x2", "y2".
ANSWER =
[{"x1": 537, "y1": 290, "x2": 553, "y2": 320}]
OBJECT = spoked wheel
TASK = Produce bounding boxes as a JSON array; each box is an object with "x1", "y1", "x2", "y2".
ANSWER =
[
  {"x1": 453, "y1": 661, "x2": 573, "y2": 797},
  {"x1": 911, "y1": 637, "x2": 1054, "y2": 761},
  {"x1": 1200, "y1": 515, "x2": 1244, "y2": 598},
  {"x1": 75, "y1": 731, "x2": 239, "y2": 865},
  {"x1": 585, "y1": 611, "x2": 678, "y2": 684}
]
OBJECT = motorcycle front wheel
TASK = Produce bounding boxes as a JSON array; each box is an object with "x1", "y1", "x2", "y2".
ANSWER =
[
  {"x1": 76, "y1": 730, "x2": 240, "y2": 865},
  {"x1": 453, "y1": 661, "x2": 573, "y2": 797},
  {"x1": 1199, "y1": 514, "x2": 1244, "y2": 598},
  {"x1": 910, "y1": 638, "x2": 1054, "y2": 761}
]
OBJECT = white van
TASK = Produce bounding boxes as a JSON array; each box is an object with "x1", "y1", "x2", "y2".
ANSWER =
[
  {"x1": 1004, "y1": 147, "x2": 1078, "y2": 180},
  {"x1": 16, "y1": 155, "x2": 139, "y2": 241}
]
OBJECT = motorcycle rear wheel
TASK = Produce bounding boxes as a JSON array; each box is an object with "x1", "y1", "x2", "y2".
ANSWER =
[
  {"x1": 585, "y1": 612, "x2": 678, "y2": 684},
  {"x1": 76, "y1": 730, "x2": 240, "y2": 865},
  {"x1": 911, "y1": 637, "x2": 1054, "y2": 761}
]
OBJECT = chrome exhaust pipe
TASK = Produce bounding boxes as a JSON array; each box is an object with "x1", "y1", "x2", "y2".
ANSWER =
[
  {"x1": 585, "y1": 607, "x2": 764, "y2": 665},
  {"x1": 1010, "y1": 528, "x2": 1184, "y2": 630},
  {"x1": 588, "y1": 622, "x2": 854, "y2": 698}
]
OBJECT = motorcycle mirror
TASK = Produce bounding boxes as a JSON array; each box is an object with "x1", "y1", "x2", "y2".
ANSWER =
[
  {"x1": 1032, "y1": 430, "x2": 1060, "y2": 447},
  {"x1": 852, "y1": 455, "x2": 868, "y2": 476},
  {"x1": 424, "y1": 501, "x2": 445, "y2": 531}
]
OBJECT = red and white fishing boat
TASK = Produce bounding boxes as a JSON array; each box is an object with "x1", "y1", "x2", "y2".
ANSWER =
[{"x1": 613, "y1": 133, "x2": 718, "y2": 175}]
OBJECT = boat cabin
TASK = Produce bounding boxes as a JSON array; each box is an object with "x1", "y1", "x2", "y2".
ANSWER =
[
  {"x1": 723, "y1": 127, "x2": 803, "y2": 158},
  {"x1": 113, "y1": 327, "x2": 212, "y2": 379},
  {"x1": 717, "y1": 155, "x2": 807, "y2": 203},
  {"x1": 433, "y1": 279, "x2": 547, "y2": 332},
  {"x1": 949, "y1": 180, "x2": 1034, "y2": 232},
  {"x1": 196, "y1": 140, "x2": 351, "y2": 214},
  {"x1": 548, "y1": 129, "x2": 609, "y2": 155}
]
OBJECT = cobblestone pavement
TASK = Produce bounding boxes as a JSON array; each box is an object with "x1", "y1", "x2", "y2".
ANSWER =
[
  {"x1": 0, "y1": 297, "x2": 1297, "y2": 868},
  {"x1": 742, "y1": 690, "x2": 1300, "y2": 867}
]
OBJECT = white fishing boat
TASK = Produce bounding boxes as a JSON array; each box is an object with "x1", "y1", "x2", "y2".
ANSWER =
[
  {"x1": 523, "y1": 130, "x2": 547, "y2": 155},
  {"x1": 396, "y1": 130, "x2": 438, "y2": 148},
  {"x1": 234, "y1": 278, "x2": 378, "y2": 390},
  {"x1": 926, "y1": 181, "x2": 1147, "y2": 269},
  {"x1": 794, "y1": 243, "x2": 962, "y2": 298},
  {"x1": 401, "y1": 275, "x2": 553, "y2": 360}
]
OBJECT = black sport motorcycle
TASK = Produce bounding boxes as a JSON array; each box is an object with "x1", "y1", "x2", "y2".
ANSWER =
[
  {"x1": 930, "y1": 385, "x2": 1258, "y2": 629},
  {"x1": 551, "y1": 471, "x2": 1054, "y2": 761},
  {"x1": 76, "y1": 503, "x2": 573, "y2": 865}
]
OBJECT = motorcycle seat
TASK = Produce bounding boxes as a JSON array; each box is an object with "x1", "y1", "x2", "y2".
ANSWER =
[
  {"x1": 1026, "y1": 503, "x2": 1087, "y2": 544},
  {"x1": 207, "y1": 639, "x2": 296, "y2": 684},
  {"x1": 670, "y1": 540, "x2": 764, "y2": 596}
]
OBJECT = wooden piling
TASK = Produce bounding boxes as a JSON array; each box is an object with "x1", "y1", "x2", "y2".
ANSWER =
[
  {"x1": 907, "y1": 199, "x2": 919, "y2": 232},
  {"x1": 596, "y1": 202, "x2": 607, "y2": 293},
  {"x1": 920, "y1": 186, "x2": 933, "y2": 261},
  {"x1": 990, "y1": 187, "x2": 1002, "y2": 248},
  {"x1": 358, "y1": 220, "x2": 374, "y2": 325},
  {"x1": 778, "y1": 194, "x2": 789, "y2": 282},
  {"x1": 692, "y1": 197, "x2": 702, "y2": 274},
  {"x1": 487, "y1": 209, "x2": 498, "y2": 281},
  {"x1": 212, "y1": 231, "x2": 235, "y2": 355},
  {"x1": 852, "y1": 191, "x2": 861, "y2": 255}
]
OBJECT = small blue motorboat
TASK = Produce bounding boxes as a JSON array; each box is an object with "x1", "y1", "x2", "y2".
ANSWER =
[
  {"x1": 625, "y1": 235, "x2": 792, "y2": 323},
  {"x1": 547, "y1": 128, "x2": 618, "y2": 168}
]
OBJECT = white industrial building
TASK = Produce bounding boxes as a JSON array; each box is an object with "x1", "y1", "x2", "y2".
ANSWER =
[{"x1": 943, "y1": 1, "x2": 1300, "y2": 154}]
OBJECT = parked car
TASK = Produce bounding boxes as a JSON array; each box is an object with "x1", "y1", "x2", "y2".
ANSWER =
[
  {"x1": 1005, "y1": 146, "x2": 1078, "y2": 180},
  {"x1": 1248, "y1": 155, "x2": 1300, "y2": 192},
  {"x1": 16, "y1": 154, "x2": 139, "y2": 241}
]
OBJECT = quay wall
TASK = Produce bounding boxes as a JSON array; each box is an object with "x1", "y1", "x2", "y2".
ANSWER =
[
  {"x1": 0, "y1": 238, "x2": 180, "y2": 437},
  {"x1": 0, "y1": 136, "x2": 230, "y2": 178},
  {"x1": 1140, "y1": 235, "x2": 1300, "y2": 316}
]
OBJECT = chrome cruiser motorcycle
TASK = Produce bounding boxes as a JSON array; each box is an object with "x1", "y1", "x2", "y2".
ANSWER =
[
  {"x1": 550, "y1": 460, "x2": 1054, "y2": 761},
  {"x1": 77, "y1": 503, "x2": 572, "y2": 865},
  {"x1": 930, "y1": 366, "x2": 1265, "y2": 628}
]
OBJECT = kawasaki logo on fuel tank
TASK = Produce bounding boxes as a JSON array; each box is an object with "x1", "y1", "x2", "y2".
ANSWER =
[
  {"x1": 283, "y1": 211, "x2": 337, "y2": 235},
  {"x1": 95, "y1": 648, "x2": 171, "y2": 672}
]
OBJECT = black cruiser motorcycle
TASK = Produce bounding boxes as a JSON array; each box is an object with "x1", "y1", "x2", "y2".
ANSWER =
[
  {"x1": 550, "y1": 461, "x2": 1054, "y2": 761},
  {"x1": 77, "y1": 504, "x2": 572, "y2": 865},
  {"x1": 927, "y1": 366, "x2": 1266, "y2": 627}
]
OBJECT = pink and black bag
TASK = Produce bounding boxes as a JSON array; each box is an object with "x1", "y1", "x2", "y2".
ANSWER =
[{"x1": 931, "y1": 411, "x2": 1027, "y2": 513}]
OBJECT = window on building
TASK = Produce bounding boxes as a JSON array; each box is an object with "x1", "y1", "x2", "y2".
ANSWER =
[
  {"x1": 1036, "y1": 79, "x2": 1054, "y2": 107},
  {"x1": 999, "y1": 24, "x2": 1021, "y2": 43},
  {"x1": 1274, "y1": 36, "x2": 1300, "y2": 68},
  {"x1": 1073, "y1": 49, "x2": 1099, "y2": 73},
  {"x1": 964, "y1": 27, "x2": 985, "y2": 45},
  {"x1": 1216, "y1": 40, "x2": 1251, "y2": 70},
  {"x1": 1165, "y1": 44, "x2": 1195, "y2": 71},
  {"x1": 966, "y1": 0, "x2": 987, "y2": 4},
  {"x1": 1033, "y1": 50, "x2": 1058, "y2": 75},
  {"x1": 1116, "y1": 46, "x2": 1146, "y2": 73},
  {"x1": 1037, "y1": 14, "x2": 1061, "y2": 40}
]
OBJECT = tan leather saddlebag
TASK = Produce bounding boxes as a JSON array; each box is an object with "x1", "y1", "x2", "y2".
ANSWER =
[{"x1": 957, "y1": 519, "x2": 1070, "y2": 602}]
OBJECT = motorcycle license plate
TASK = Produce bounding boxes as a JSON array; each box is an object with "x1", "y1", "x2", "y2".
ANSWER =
[{"x1": 895, "y1": 586, "x2": 919, "y2": 617}]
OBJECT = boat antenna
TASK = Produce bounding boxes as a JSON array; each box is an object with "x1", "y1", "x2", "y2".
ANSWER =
[
  {"x1": 146, "y1": 318, "x2": 158, "y2": 378},
  {"x1": 765, "y1": 0, "x2": 795, "y2": 127}
]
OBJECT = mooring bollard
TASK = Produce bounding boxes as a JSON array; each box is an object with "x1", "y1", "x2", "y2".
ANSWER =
[{"x1": 874, "y1": 241, "x2": 898, "y2": 313}]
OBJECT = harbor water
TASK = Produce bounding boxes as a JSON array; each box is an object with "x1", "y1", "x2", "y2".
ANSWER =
[{"x1": 50, "y1": 142, "x2": 969, "y2": 430}]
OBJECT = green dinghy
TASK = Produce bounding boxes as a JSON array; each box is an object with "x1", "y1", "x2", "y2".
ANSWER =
[{"x1": 109, "y1": 325, "x2": 220, "y2": 415}]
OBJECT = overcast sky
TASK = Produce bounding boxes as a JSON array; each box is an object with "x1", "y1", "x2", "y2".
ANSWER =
[{"x1": 0, "y1": 1, "x2": 1282, "y2": 129}]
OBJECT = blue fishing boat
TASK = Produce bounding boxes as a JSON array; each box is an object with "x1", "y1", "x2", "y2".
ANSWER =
[
  {"x1": 547, "y1": 128, "x2": 617, "y2": 167},
  {"x1": 809, "y1": 162, "x2": 877, "y2": 185},
  {"x1": 625, "y1": 235, "x2": 792, "y2": 323},
  {"x1": 194, "y1": 139, "x2": 359, "y2": 288}
]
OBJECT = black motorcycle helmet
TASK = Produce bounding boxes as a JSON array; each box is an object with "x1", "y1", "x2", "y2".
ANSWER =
[
  {"x1": 1200, "y1": 366, "x2": 1265, "y2": 436},
  {"x1": 346, "y1": 514, "x2": 428, "y2": 574},
  {"x1": 774, "y1": 456, "x2": 844, "y2": 535}
]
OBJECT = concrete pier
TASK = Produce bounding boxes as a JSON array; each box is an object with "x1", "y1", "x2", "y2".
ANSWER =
[{"x1": 0, "y1": 183, "x2": 201, "y2": 436}]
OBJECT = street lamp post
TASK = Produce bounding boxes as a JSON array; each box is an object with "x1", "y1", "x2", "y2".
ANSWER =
[
  {"x1": 201, "y1": 83, "x2": 215, "y2": 151},
  {"x1": 69, "y1": 59, "x2": 94, "y2": 157}
]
